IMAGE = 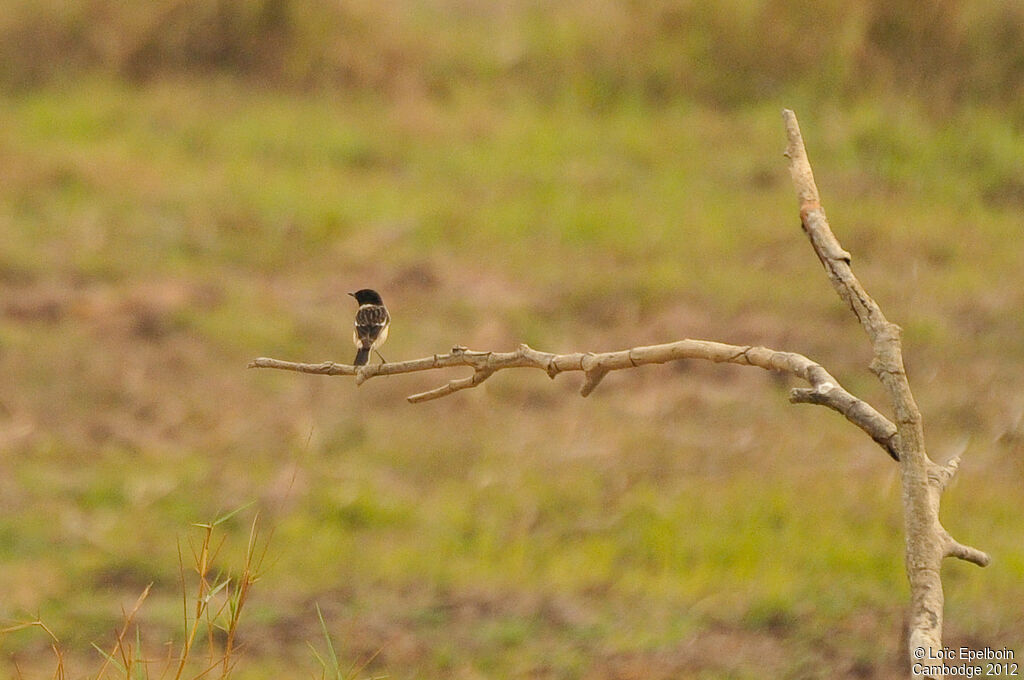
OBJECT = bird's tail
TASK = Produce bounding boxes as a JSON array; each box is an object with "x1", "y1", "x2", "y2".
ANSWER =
[{"x1": 354, "y1": 347, "x2": 370, "y2": 366}]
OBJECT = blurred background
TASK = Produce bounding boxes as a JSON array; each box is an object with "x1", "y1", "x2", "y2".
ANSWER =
[{"x1": 1, "y1": 0, "x2": 1022, "y2": 677}]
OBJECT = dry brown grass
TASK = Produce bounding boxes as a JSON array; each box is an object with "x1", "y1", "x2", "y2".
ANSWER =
[{"x1": 1, "y1": 0, "x2": 1023, "y2": 113}]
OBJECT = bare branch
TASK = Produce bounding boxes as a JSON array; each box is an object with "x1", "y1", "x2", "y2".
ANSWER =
[
  {"x1": 945, "y1": 536, "x2": 992, "y2": 567},
  {"x1": 407, "y1": 365, "x2": 496, "y2": 403},
  {"x1": 251, "y1": 339, "x2": 899, "y2": 460},
  {"x1": 783, "y1": 109, "x2": 988, "y2": 668},
  {"x1": 790, "y1": 385, "x2": 899, "y2": 456},
  {"x1": 249, "y1": 111, "x2": 989, "y2": 675}
]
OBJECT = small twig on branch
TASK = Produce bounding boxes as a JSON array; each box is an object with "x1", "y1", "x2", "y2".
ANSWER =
[{"x1": 250, "y1": 339, "x2": 899, "y2": 460}]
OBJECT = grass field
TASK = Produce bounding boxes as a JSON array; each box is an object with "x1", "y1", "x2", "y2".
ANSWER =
[{"x1": 1, "y1": 4, "x2": 1023, "y2": 678}]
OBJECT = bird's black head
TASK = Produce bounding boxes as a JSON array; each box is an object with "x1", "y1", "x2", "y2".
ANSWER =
[{"x1": 349, "y1": 289, "x2": 384, "y2": 305}]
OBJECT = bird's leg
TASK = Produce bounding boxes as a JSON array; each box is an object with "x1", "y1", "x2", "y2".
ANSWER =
[{"x1": 375, "y1": 350, "x2": 388, "y2": 364}]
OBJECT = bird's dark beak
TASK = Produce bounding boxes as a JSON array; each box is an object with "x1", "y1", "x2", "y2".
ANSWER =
[{"x1": 347, "y1": 291, "x2": 356, "y2": 298}]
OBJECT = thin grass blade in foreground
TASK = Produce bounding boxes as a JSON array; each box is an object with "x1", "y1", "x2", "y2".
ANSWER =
[{"x1": 309, "y1": 604, "x2": 385, "y2": 680}]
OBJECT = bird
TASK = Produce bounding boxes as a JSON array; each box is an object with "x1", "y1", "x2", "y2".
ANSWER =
[{"x1": 349, "y1": 289, "x2": 390, "y2": 366}]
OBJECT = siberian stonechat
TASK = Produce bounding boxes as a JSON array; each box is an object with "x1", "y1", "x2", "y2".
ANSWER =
[{"x1": 349, "y1": 289, "x2": 390, "y2": 366}]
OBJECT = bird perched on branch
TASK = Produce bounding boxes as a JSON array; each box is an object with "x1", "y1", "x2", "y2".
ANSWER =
[{"x1": 349, "y1": 289, "x2": 390, "y2": 366}]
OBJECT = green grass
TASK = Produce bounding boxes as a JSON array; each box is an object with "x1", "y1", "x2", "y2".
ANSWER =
[{"x1": 1, "y1": 74, "x2": 1023, "y2": 678}]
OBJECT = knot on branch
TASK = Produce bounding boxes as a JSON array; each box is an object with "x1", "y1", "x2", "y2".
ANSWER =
[
  {"x1": 798, "y1": 201, "x2": 822, "y2": 219},
  {"x1": 929, "y1": 455, "x2": 962, "y2": 491},
  {"x1": 869, "y1": 354, "x2": 904, "y2": 379},
  {"x1": 578, "y1": 352, "x2": 609, "y2": 396}
]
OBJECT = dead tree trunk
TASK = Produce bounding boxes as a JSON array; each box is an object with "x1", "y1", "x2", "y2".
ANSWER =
[{"x1": 781, "y1": 110, "x2": 988, "y2": 673}]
